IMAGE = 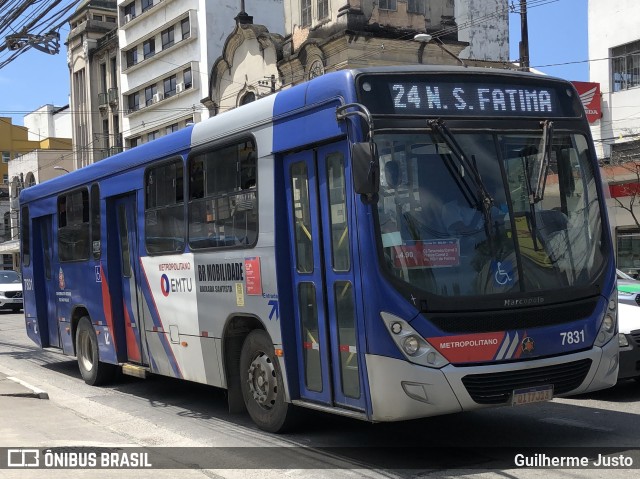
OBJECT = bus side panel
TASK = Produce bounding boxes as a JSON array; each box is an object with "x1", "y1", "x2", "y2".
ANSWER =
[
  {"x1": 54, "y1": 261, "x2": 119, "y2": 363},
  {"x1": 188, "y1": 102, "x2": 296, "y2": 393},
  {"x1": 139, "y1": 253, "x2": 201, "y2": 381}
]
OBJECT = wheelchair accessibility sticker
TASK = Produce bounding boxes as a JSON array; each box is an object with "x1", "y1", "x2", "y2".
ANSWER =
[{"x1": 491, "y1": 260, "x2": 514, "y2": 287}]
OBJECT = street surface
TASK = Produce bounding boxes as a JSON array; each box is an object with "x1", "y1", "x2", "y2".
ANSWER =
[{"x1": 1, "y1": 311, "x2": 639, "y2": 478}]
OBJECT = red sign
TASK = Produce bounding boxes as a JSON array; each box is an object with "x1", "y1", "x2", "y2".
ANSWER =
[
  {"x1": 609, "y1": 181, "x2": 640, "y2": 198},
  {"x1": 392, "y1": 239, "x2": 460, "y2": 268},
  {"x1": 244, "y1": 257, "x2": 262, "y2": 295},
  {"x1": 428, "y1": 332, "x2": 507, "y2": 363},
  {"x1": 571, "y1": 81, "x2": 601, "y2": 123}
]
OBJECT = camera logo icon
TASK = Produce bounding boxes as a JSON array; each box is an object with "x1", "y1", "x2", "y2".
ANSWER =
[{"x1": 7, "y1": 449, "x2": 39, "y2": 467}]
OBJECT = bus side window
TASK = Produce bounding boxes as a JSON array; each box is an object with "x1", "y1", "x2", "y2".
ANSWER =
[
  {"x1": 58, "y1": 196, "x2": 67, "y2": 227},
  {"x1": 188, "y1": 140, "x2": 257, "y2": 249},
  {"x1": 145, "y1": 159, "x2": 185, "y2": 254},
  {"x1": 241, "y1": 151, "x2": 256, "y2": 190},
  {"x1": 58, "y1": 190, "x2": 91, "y2": 262}
]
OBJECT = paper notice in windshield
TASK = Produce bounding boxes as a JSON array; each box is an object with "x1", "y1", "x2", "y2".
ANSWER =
[{"x1": 392, "y1": 239, "x2": 460, "y2": 268}]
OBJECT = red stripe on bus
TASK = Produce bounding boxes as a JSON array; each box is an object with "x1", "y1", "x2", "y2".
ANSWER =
[
  {"x1": 99, "y1": 265, "x2": 118, "y2": 353},
  {"x1": 123, "y1": 299, "x2": 141, "y2": 363}
]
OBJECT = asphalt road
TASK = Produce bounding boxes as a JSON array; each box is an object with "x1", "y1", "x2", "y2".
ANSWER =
[{"x1": 1, "y1": 311, "x2": 639, "y2": 478}]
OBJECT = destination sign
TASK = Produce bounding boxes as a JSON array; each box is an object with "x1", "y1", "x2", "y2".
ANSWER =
[
  {"x1": 390, "y1": 82, "x2": 558, "y2": 116},
  {"x1": 357, "y1": 74, "x2": 582, "y2": 118}
]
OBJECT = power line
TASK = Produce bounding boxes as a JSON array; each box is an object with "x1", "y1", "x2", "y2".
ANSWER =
[{"x1": 0, "y1": 0, "x2": 82, "y2": 69}]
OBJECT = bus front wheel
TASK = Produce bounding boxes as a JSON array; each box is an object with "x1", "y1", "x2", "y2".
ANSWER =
[
  {"x1": 76, "y1": 317, "x2": 116, "y2": 386},
  {"x1": 240, "y1": 329, "x2": 296, "y2": 433}
]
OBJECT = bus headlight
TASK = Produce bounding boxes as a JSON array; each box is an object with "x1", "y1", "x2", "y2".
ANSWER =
[
  {"x1": 595, "y1": 293, "x2": 618, "y2": 347},
  {"x1": 381, "y1": 312, "x2": 449, "y2": 368},
  {"x1": 402, "y1": 336, "x2": 420, "y2": 356}
]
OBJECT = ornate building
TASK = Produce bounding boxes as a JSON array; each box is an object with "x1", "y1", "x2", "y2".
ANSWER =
[
  {"x1": 66, "y1": 0, "x2": 120, "y2": 169},
  {"x1": 207, "y1": 1, "x2": 511, "y2": 112}
]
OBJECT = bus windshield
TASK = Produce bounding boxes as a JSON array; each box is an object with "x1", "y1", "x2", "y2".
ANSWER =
[{"x1": 376, "y1": 131, "x2": 606, "y2": 297}]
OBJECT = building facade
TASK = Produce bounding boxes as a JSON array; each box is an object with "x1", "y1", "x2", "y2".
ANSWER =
[
  {"x1": 23, "y1": 105, "x2": 72, "y2": 142},
  {"x1": 0, "y1": 118, "x2": 39, "y2": 189},
  {"x1": 117, "y1": 0, "x2": 284, "y2": 148},
  {"x1": 209, "y1": 0, "x2": 511, "y2": 112},
  {"x1": 1, "y1": 112, "x2": 72, "y2": 269},
  {"x1": 588, "y1": 0, "x2": 640, "y2": 274},
  {"x1": 67, "y1": 0, "x2": 120, "y2": 169}
]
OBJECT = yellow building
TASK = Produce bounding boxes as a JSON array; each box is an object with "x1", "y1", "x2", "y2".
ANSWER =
[
  {"x1": 0, "y1": 116, "x2": 72, "y2": 269},
  {"x1": 0, "y1": 117, "x2": 41, "y2": 187}
]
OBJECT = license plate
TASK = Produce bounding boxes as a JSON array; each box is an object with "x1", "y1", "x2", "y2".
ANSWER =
[{"x1": 511, "y1": 385, "x2": 553, "y2": 406}]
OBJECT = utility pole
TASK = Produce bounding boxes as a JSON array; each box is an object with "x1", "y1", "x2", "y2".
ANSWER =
[{"x1": 519, "y1": 0, "x2": 530, "y2": 72}]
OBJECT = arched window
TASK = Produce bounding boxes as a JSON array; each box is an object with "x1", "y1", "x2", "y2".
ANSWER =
[
  {"x1": 240, "y1": 92, "x2": 255, "y2": 105},
  {"x1": 25, "y1": 172, "x2": 36, "y2": 187}
]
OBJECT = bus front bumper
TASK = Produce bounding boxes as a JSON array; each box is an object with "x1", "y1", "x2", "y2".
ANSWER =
[{"x1": 366, "y1": 338, "x2": 618, "y2": 422}]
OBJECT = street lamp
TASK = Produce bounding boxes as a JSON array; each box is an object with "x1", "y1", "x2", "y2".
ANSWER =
[
  {"x1": 53, "y1": 166, "x2": 70, "y2": 174},
  {"x1": 413, "y1": 33, "x2": 467, "y2": 67}
]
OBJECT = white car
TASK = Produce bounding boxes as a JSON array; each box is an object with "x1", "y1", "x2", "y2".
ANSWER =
[
  {"x1": 617, "y1": 270, "x2": 640, "y2": 380},
  {"x1": 0, "y1": 270, "x2": 23, "y2": 313}
]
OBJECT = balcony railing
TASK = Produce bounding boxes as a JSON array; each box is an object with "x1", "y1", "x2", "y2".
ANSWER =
[
  {"x1": 108, "y1": 87, "x2": 118, "y2": 105},
  {"x1": 98, "y1": 92, "x2": 108, "y2": 109}
]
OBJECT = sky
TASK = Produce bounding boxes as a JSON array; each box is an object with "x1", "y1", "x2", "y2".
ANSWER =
[
  {"x1": 0, "y1": 0, "x2": 589, "y2": 128},
  {"x1": 508, "y1": 0, "x2": 589, "y2": 80}
]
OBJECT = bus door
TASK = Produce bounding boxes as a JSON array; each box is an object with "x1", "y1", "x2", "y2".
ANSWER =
[
  {"x1": 33, "y1": 215, "x2": 59, "y2": 348},
  {"x1": 284, "y1": 143, "x2": 365, "y2": 411},
  {"x1": 112, "y1": 194, "x2": 147, "y2": 364}
]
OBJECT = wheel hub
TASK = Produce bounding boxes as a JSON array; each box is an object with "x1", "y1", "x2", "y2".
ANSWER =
[{"x1": 247, "y1": 351, "x2": 277, "y2": 409}]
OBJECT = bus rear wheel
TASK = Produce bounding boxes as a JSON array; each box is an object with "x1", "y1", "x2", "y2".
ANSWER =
[
  {"x1": 76, "y1": 317, "x2": 116, "y2": 386},
  {"x1": 240, "y1": 329, "x2": 296, "y2": 433}
]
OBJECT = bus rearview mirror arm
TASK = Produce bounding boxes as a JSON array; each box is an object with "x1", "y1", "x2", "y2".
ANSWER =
[{"x1": 336, "y1": 103, "x2": 380, "y2": 202}]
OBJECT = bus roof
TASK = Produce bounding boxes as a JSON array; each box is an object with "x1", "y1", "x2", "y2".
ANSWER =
[{"x1": 346, "y1": 64, "x2": 564, "y2": 82}]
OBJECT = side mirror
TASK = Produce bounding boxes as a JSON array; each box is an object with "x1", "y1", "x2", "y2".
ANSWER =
[{"x1": 352, "y1": 142, "x2": 380, "y2": 198}]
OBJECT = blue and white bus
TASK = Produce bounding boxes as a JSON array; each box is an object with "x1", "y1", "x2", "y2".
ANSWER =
[{"x1": 20, "y1": 66, "x2": 618, "y2": 432}]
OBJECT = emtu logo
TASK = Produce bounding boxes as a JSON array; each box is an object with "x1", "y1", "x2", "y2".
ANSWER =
[
  {"x1": 159, "y1": 274, "x2": 193, "y2": 297},
  {"x1": 160, "y1": 274, "x2": 170, "y2": 297}
]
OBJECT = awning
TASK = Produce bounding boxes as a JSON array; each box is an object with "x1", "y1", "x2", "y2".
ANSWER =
[{"x1": 0, "y1": 240, "x2": 20, "y2": 254}]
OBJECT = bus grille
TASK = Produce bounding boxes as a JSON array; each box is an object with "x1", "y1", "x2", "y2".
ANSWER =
[
  {"x1": 5, "y1": 291, "x2": 22, "y2": 299},
  {"x1": 461, "y1": 359, "x2": 592, "y2": 405},
  {"x1": 427, "y1": 297, "x2": 598, "y2": 333},
  {"x1": 630, "y1": 330, "x2": 640, "y2": 346}
]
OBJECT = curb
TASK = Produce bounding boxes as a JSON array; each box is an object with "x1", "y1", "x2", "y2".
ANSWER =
[{"x1": 4, "y1": 377, "x2": 49, "y2": 399}]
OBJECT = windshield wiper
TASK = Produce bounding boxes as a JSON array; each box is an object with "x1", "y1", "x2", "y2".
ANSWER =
[
  {"x1": 428, "y1": 119, "x2": 495, "y2": 241},
  {"x1": 520, "y1": 120, "x2": 554, "y2": 252},
  {"x1": 533, "y1": 120, "x2": 554, "y2": 203},
  {"x1": 428, "y1": 119, "x2": 498, "y2": 255},
  {"x1": 428, "y1": 119, "x2": 494, "y2": 212}
]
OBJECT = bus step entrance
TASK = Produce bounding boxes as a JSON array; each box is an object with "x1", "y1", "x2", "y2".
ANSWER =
[{"x1": 121, "y1": 363, "x2": 148, "y2": 379}]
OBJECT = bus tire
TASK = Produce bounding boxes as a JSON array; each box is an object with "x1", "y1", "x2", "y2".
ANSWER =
[
  {"x1": 76, "y1": 317, "x2": 116, "y2": 386},
  {"x1": 240, "y1": 329, "x2": 296, "y2": 433}
]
